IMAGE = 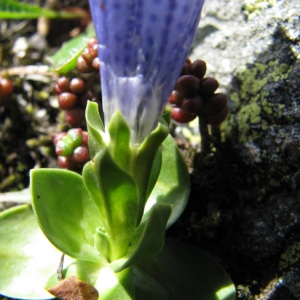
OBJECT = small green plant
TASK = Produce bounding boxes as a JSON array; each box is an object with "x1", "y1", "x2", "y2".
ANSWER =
[
  {"x1": 0, "y1": 0, "x2": 236, "y2": 299},
  {"x1": 0, "y1": 0, "x2": 87, "y2": 19}
]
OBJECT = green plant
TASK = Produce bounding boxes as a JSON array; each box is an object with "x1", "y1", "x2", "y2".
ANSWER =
[
  {"x1": 0, "y1": 0, "x2": 87, "y2": 19},
  {"x1": 0, "y1": 0, "x2": 236, "y2": 299}
]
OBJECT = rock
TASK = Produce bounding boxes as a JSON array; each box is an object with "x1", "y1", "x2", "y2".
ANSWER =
[{"x1": 181, "y1": 0, "x2": 300, "y2": 299}]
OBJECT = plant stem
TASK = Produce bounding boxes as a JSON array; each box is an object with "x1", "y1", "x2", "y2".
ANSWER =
[
  {"x1": 198, "y1": 112, "x2": 210, "y2": 153},
  {"x1": 211, "y1": 124, "x2": 221, "y2": 145}
]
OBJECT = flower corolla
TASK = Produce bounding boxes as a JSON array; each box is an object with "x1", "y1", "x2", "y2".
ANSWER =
[{"x1": 89, "y1": 0, "x2": 205, "y2": 143}]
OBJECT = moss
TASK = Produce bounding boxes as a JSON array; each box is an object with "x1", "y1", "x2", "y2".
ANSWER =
[
  {"x1": 279, "y1": 241, "x2": 300, "y2": 271},
  {"x1": 261, "y1": 100, "x2": 274, "y2": 115},
  {"x1": 230, "y1": 91, "x2": 240, "y2": 107},
  {"x1": 221, "y1": 59, "x2": 291, "y2": 144},
  {"x1": 242, "y1": 0, "x2": 277, "y2": 19}
]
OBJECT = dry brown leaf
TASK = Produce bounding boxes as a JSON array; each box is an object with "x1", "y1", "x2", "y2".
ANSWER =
[{"x1": 47, "y1": 276, "x2": 99, "y2": 300}]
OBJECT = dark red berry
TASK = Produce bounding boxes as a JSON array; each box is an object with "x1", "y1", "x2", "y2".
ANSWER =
[
  {"x1": 169, "y1": 90, "x2": 183, "y2": 106},
  {"x1": 82, "y1": 131, "x2": 88, "y2": 146},
  {"x1": 57, "y1": 156, "x2": 74, "y2": 169},
  {"x1": 53, "y1": 83, "x2": 62, "y2": 94},
  {"x1": 64, "y1": 107, "x2": 85, "y2": 126},
  {"x1": 53, "y1": 132, "x2": 67, "y2": 146},
  {"x1": 180, "y1": 65, "x2": 190, "y2": 76},
  {"x1": 77, "y1": 90, "x2": 94, "y2": 107},
  {"x1": 81, "y1": 48, "x2": 94, "y2": 64},
  {"x1": 92, "y1": 57, "x2": 100, "y2": 70},
  {"x1": 0, "y1": 78, "x2": 13, "y2": 97},
  {"x1": 207, "y1": 106, "x2": 228, "y2": 125},
  {"x1": 180, "y1": 58, "x2": 192, "y2": 76},
  {"x1": 199, "y1": 77, "x2": 219, "y2": 97},
  {"x1": 56, "y1": 77, "x2": 70, "y2": 93},
  {"x1": 202, "y1": 93, "x2": 227, "y2": 115},
  {"x1": 77, "y1": 56, "x2": 94, "y2": 73},
  {"x1": 72, "y1": 146, "x2": 89, "y2": 162},
  {"x1": 87, "y1": 38, "x2": 98, "y2": 47},
  {"x1": 69, "y1": 78, "x2": 86, "y2": 95},
  {"x1": 181, "y1": 96, "x2": 203, "y2": 115},
  {"x1": 58, "y1": 92, "x2": 78, "y2": 110},
  {"x1": 190, "y1": 60, "x2": 207, "y2": 79},
  {"x1": 175, "y1": 75, "x2": 200, "y2": 97},
  {"x1": 171, "y1": 106, "x2": 197, "y2": 123},
  {"x1": 170, "y1": 59, "x2": 228, "y2": 128},
  {"x1": 89, "y1": 44, "x2": 98, "y2": 58}
]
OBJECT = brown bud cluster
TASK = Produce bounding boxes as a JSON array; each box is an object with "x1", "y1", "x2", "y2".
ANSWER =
[
  {"x1": 54, "y1": 128, "x2": 89, "y2": 170},
  {"x1": 52, "y1": 38, "x2": 103, "y2": 170},
  {"x1": 53, "y1": 76, "x2": 95, "y2": 126},
  {"x1": 169, "y1": 59, "x2": 228, "y2": 125},
  {"x1": 77, "y1": 38, "x2": 100, "y2": 73}
]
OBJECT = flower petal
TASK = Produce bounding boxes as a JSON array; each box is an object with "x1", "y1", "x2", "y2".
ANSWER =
[{"x1": 89, "y1": 0, "x2": 205, "y2": 142}]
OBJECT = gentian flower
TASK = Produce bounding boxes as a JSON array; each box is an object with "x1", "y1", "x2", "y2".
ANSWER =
[{"x1": 89, "y1": 0, "x2": 205, "y2": 143}]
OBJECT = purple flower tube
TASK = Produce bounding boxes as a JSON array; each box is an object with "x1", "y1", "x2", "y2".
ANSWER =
[{"x1": 89, "y1": 0, "x2": 205, "y2": 143}]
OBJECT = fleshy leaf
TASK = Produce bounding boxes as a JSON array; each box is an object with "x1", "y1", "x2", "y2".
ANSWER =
[
  {"x1": 82, "y1": 161, "x2": 107, "y2": 222},
  {"x1": 45, "y1": 261, "x2": 78, "y2": 289},
  {"x1": 0, "y1": 0, "x2": 87, "y2": 19},
  {"x1": 134, "y1": 239, "x2": 236, "y2": 300},
  {"x1": 0, "y1": 205, "x2": 62, "y2": 299},
  {"x1": 48, "y1": 24, "x2": 95, "y2": 74},
  {"x1": 45, "y1": 238, "x2": 235, "y2": 300},
  {"x1": 31, "y1": 168, "x2": 104, "y2": 263},
  {"x1": 108, "y1": 110, "x2": 131, "y2": 170},
  {"x1": 86, "y1": 101, "x2": 105, "y2": 159},
  {"x1": 94, "y1": 148, "x2": 139, "y2": 261},
  {"x1": 111, "y1": 203, "x2": 172, "y2": 272},
  {"x1": 132, "y1": 116, "x2": 169, "y2": 224},
  {"x1": 76, "y1": 261, "x2": 134, "y2": 299},
  {"x1": 95, "y1": 227, "x2": 110, "y2": 260},
  {"x1": 144, "y1": 134, "x2": 190, "y2": 228},
  {"x1": 145, "y1": 148, "x2": 162, "y2": 201}
]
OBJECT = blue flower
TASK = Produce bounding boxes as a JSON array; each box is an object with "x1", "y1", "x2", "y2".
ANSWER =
[{"x1": 89, "y1": 0, "x2": 205, "y2": 143}]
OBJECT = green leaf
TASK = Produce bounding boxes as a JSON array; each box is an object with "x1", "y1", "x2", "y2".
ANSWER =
[
  {"x1": 108, "y1": 110, "x2": 131, "y2": 170},
  {"x1": 145, "y1": 148, "x2": 162, "y2": 200},
  {"x1": 95, "y1": 227, "x2": 110, "y2": 260},
  {"x1": 86, "y1": 101, "x2": 105, "y2": 159},
  {"x1": 47, "y1": 260, "x2": 135, "y2": 300},
  {"x1": 95, "y1": 149, "x2": 139, "y2": 261},
  {"x1": 144, "y1": 134, "x2": 190, "y2": 227},
  {"x1": 82, "y1": 161, "x2": 107, "y2": 223},
  {"x1": 96, "y1": 266, "x2": 134, "y2": 299},
  {"x1": 0, "y1": 0, "x2": 87, "y2": 19},
  {"x1": 76, "y1": 261, "x2": 135, "y2": 300},
  {"x1": 0, "y1": 205, "x2": 233, "y2": 300},
  {"x1": 47, "y1": 24, "x2": 95, "y2": 74},
  {"x1": 132, "y1": 116, "x2": 169, "y2": 224},
  {"x1": 45, "y1": 261, "x2": 77, "y2": 289},
  {"x1": 31, "y1": 168, "x2": 105, "y2": 263},
  {"x1": 111, "y1": 203, "x2": 172, "y2": 272},
  {"x1": 0, "y1": 204, "x2": 63, "y2": 299},
  {"x1": 134, "y1": 239, "x2": 236, "y2": 300}
]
